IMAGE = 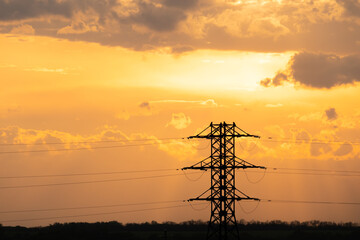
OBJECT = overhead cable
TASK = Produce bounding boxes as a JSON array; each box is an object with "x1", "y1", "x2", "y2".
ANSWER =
[
  {"x1": 0, "y1": 137, "x2": 186, "y2": 147},
  {"x1": 0, "y1": 168, "x2": 178, "y2": 179},
  {"x1": 0, "y1": 172, "x2": 201, "y2": 189},
  {"x1": 0, "y1": 200, "x2": 184, "y2": 214},
  {"x1": 0, "y1": 203, "x2": 208, "y2": 223},
  {"x1": 0, "y1": 140, "x2": 179, "y2": 155}
]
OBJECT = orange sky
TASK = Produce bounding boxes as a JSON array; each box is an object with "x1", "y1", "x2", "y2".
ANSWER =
[{"x1": 0, "y1": 0, "x2": 360, "y2": 227}]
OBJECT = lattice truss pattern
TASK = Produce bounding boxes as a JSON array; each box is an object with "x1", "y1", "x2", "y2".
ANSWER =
[{"x1": 182, "y1": 122, "x2": 265, "y2": 240}]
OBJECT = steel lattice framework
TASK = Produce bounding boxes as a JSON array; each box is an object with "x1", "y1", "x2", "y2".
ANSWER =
[{"x1": 182, "y1": 122, "x2": 265, "y2": 240}]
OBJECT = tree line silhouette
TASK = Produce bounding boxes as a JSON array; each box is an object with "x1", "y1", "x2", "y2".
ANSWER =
[{"x1": 1, "y1": 220, "x2": 359, "y2": 240}]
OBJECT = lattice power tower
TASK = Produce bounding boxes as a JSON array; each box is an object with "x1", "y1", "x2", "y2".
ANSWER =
[{"x1": 182, "y1": 122, "x2": 265, "y2": 240}]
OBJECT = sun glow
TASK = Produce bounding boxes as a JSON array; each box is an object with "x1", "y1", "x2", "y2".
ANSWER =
[
  {"x1": 161, "y1": 51, "x2": 294, "y2": 91},
  {"x1": 0, "y1": 34, "x2": 293, "y2": 93}
]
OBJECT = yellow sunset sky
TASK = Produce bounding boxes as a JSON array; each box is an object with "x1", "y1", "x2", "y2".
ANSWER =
[{"x1": 0, "y1": 0, "x2": 360, "y2": 226}]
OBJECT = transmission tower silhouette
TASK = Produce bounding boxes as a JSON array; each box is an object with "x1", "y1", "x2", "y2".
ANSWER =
[{"x1": 182, "y1": 122, "x2": 265, "y2": 240}]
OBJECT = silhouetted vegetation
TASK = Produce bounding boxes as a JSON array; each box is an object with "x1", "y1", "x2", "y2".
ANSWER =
[{"x1": 1, "y1": 220, "x2": 359, "y2": 240}]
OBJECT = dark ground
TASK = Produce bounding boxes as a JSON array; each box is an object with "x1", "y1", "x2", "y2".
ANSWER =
[{"x1": 1, "y1": 220, "x2": 359, "y2": 240}]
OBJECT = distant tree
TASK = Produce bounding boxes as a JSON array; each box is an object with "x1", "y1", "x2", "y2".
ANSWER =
[{"x1": 1, "y1": 220, "x2": 359, "y2": 240}]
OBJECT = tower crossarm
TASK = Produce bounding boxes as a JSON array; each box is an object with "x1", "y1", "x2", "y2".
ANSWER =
[
  {"x1": 188, "y1": 134, "x2": 260, "y2": 139},
  {"x1": 235, "y1": 125, "x2": 260, "y2": 139},
  {"x1": 181, "y1": 157, "x2": 212, "y2": 170},
  {"x1": 187, "y1": 122, "x2": 260, "y2": 139},
  {"x1": 234, "y1": 157, "x2": 266, "y2": 169},
  {"x1": 188, "y1": 197, "x2": 259, "y2": 201},
  {"x1": 187, "y1": 188, "x2": 212, "y2": 201},
  {"x1": 181, "y1": 157, "x2": 266, "y2": 170},
  {"x1": 235, "y1": 189, "x2": 260, "y2": 201},
  {"x1": 187, "y1": 188, "x2": 260, "y2": 202}
]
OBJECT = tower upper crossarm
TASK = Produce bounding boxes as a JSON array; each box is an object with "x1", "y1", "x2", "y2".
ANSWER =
[{"x1": 181, "y1": 157, "x2": 211, "y2": 170}]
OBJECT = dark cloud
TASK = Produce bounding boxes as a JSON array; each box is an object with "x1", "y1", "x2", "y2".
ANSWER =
[
  {"x1": 292, "y1": 53, "x2": 360, "y2": 88},
  {"x1": 337, "y1": 0, "x2": 360, "y2": 17},
  {"x1": 310, "y1": 142, "x2": 331, "y2": 156},
  {"x1": 0, "y1": 0, "x2": 72, "y2": 21},
  {"x1": 0, "y1": 1, "x2": 360, "y2": 53},
  {"x1": 325, "y1": 108, "x2": 338, "y2": 121},
  {"x1": 260, "y1": 72, "x2": 288, "y2": 87},
  {"x1": 139, "y1": 101, "x2": 150, "y2": 109},
  {"x1": 43, "y1": 134, "x2": 63, "y2": 144},
  {"x1": 295, "y1": 131, "x2": 310, "y2": 142},
  {"x1": 261, "y1": 52, "x2": 360, "y2": 89},
  {"x1": 171, "y1": 45, "x2": 194, "y2": 54},
  {"x1": 162, "y1": 0, "x2": 199, "y2": 10},
  {"x1": 0, "y1": 0, "x2": 119, "y2": 21},
  {"x1": 334, "y1": 143, "x2": 353, "y2": 156},
  {"x1": 131, "y1": 2, "x2": 187, "y2": 32}
]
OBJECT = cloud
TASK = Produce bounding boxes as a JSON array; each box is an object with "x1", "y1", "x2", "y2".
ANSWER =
[
  {"x1": 0, "y1": 125, "x2": 198, "y2": 161},
  {"x1": 265, "y1": 103, "x2": 283, "y2": 108},
  {"x1": 290, "y1": 112, "x2": 323, "y2": 122},
  {"x1": 325, "y1": 108, "x2": 338, "y2": 121},
  {"x1": 334, "y1": 143, "x2": 353, "y2": 156},
  {"x1": 295, "y1": 130, "x2": 311, "y2": 142},
  {"x1": 261, "y1": 52, "x2": 360, "y2": 89},
  {"x1": 0, "y1": 0, "x2": 120, "y2": 22},
  {"x1": 0, "y1": 64, "x2": 16, "y2": 68},
  {"x1": 131, "y1": 1, "x2": 188, "y2": 32},
  {"x1": 115, "y1": 110, "x2": 131, "y2": 120},
  {"x1": 150, "y1": 99, "x2": 217, "y2": 107},
  {"x1": 166, "y1": 113, "x2": 191, "y2": 130},
  {"x1": 162, "y1": 0, "x2": 199, "y2": 10},
  {"x1": 337, "y1": 0, "x2": 360, "y2": 17},
  {"x1": 264, "y1": 125, "x2": 285, "y2": 139},
  {"x1": 0, "y1": 125, "x2": 173, "y2": 157},
  {"x1": 57, "y1": 13, "x2": 100, "y2": 35},
  {"x1": 0, "y1": 125, "x2": 130, "y2": 147},
  {"x1": 200, "y1": 99, "x2": 218, "y2": 107},
  {"x1": 156, "y1": 138, "x2": 197, "y2": 160},
  {"x1": 139, "y1": 101, "x2": 151, "y2": 109},
  {"x1": 260, "y1": 72, "x2": 288, "y2": 87},
  {"x1": 0, "y1": 0, "x2": 72, "y2": 21},
  {"x1": 114, "y1": 102, "x2": 153, "y2": 121},
  {"x1": 24, "y1": 67, "x2": 67, "y2": 74},
  {"x1": 10, "y1": 24, "x2": 35, "y2": 35},
  {"x1": 171, "y1": 45, "x2": 194, "y2": 54},
  {"x1": 310, "y1": 141, "x2": 332, "y2": 157},
  {"x1": 257, "y1": 124, "x2": 360, "y2": 161},
  {"x1": 0, "y1": 126, "x2": 75, "y2": 152},
  {"x1": 0, "y1": 0, "x2": 359, "y2": 53}
]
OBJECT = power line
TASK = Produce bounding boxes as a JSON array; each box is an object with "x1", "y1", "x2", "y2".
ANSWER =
[
  {"x1": 0, "y1": 172, "x2": 201, "y2": 189},
  {"x1": 2, "y1": 199, "x2": 359, "y2": 223},
  {"x1": 1, "y1": 136, "x2": 358, "y2": 155},
  {"x1": 0, "y1": 168, "x2": 178, "y2": 179},
  {"x1": 3, "y1": 199, "x2": 359, "y2": 215},
  {"x1": 1, "y1": 167, "x2": 359, "y2": 180},
  {"x1": 0, "y1": 203, "x2": 208, "y2": 223},
  {"x1": 0, "y1": 137, "x2": 186, "y2": 147},
  {"x1": 273, "y1": 167, "x2": 360, "y2": 174},
  {"x1": 2, "y1": 136, "x2": 359, "y2": 147},
  {"x1": 0, "y1": 138, "x2": 207, "y2": 155},
  {"x1": 0, "y1": 200, "x2": 184, "y2": 214},
  {"x1": 243, "y1": 170, "x2": 360, "y2": 177},
  {"x1": 0, "y1": 140, "x2": 183, "y2": 155},
  {"x1": 243, "y1": 166, "x2": 360, "y2": 177},
  {"x1": 2, "y1": 166, "x2": 359, "y2": 181},
  {"x1": 261, "y1": 199, "x2": 360, "y2": 205},
  {"x1": 261, "y1": 138, "x2": 360, "y2": 145}
]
